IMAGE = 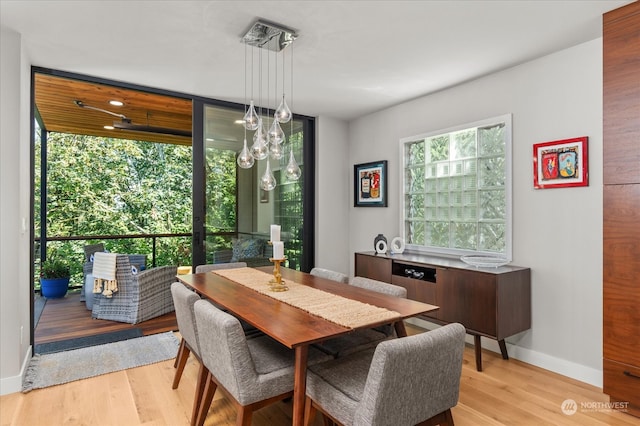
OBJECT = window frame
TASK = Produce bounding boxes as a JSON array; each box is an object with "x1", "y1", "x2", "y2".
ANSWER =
[{"x1": 399, "y1": 114, "x2": 513, "y2": 260}]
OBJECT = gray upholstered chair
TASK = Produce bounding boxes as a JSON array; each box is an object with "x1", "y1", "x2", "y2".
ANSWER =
[
  {"x1": 192, "y1": 299, "x2": 331, "y2": 426},
  {"x1": 193, "y1": 261, "x2": 261, "y2": 336},
  {"x1": 304, "y1": 323, "x2": 466, "y2": 426},
  {"x1": 171, "y1": 282, "x2": 202, "y2": 388},
  {"x1": 195, "y1": 262, "x2": 247, "y2": 273},
  {"x1": 350, "y1": 276, "x2": 407, "y2": 297},
  {"x1": 91, "y1": 254, "x2": 177, "y2": 324},
  {"x1": 313, "y1": 276, "x2": 408, "y2": 358},
  {"x1": 170, "y1": 282, "x2": 208, "y2": 425},
  {"x1": 310, "y1": 267, "x2": 349, "y2": 284}
]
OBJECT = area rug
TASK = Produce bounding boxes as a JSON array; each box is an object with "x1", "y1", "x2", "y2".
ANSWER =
[
  {"x1": 22, "y1": 331, "x2": 179, "y2": 393},
  {"x1": 34, "y1": 328, "x2": 143, "y2": 355}
]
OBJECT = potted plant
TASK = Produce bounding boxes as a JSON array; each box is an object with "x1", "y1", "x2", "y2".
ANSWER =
[{"x1": 40, "y1": 258, "x2": 71, "y2": 298}]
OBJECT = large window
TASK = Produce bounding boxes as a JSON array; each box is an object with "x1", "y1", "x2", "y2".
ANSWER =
[{"x1": 401, "y1": 114, "x2": 512, "y2": 259}]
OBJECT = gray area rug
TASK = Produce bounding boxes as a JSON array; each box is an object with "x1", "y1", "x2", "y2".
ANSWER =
[{"x1": 22, "y1": 331, "x2": 179, "y2": 392}]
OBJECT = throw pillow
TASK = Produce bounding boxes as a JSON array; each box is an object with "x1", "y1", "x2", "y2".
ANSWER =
[{"x1": 231, "y1": 237, "x2": 264, "y2": 261}]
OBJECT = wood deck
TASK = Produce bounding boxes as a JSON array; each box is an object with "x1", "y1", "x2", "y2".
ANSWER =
[{"x1": 34, "y1": 290, "x2": 177, "y2": 345}]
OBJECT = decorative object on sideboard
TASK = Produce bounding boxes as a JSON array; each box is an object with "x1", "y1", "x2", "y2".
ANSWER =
[
  {"x1": 533, "y1": 136, "x2": 589, "y2": 189},
  {"x1": 354, "y1": 160, "x2": 388, "y2": 207},
  {"x1": 390, "y1": 237, "x2": 405, "y2": 254},
  {"x1": 374, "y1": 234, "x2": 388, "y2": 254},
  {"x1": 460, "y1": 255, "x2": 510, "y2": 268}
]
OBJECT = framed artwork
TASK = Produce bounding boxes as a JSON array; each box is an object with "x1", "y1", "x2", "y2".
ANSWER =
[
  {"x1": 533, "y1": 137, "x2": 589, "y2": 189},
  {"x1": 354, "y1": 160, "x2": 387, "y2": 207}
]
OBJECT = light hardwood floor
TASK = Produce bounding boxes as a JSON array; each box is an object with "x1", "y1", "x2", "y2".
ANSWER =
[{"x1": 2, "y1": 327, "x2": 639, "y2": 426}]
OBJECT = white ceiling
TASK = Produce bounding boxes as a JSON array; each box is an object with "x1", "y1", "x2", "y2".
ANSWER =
[{"x1": 0, "y1": 0, "x2": 630, "y2": 121}]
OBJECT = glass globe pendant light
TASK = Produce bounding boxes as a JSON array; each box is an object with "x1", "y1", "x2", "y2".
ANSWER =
[
  {"x1": 250, "y1": 127, "x2": 268, "y2": 160},
  {"x1": 238, "y1": 44, "x2": 255, "y2": 168},
  {"x1": 284, "y1": 44, "x2": 301, "y2": 182},
  {"x1": 243, "y1": 47, "x2": 259, "y2": 130},
  {"x1": 285, "y1": 146, "x2": 301, "y2": 181},
  {"x1": 243, "y1": 101, "x2": 259, "y2": 131},
  {"x1": 268, "y1": 116, "x2": 285, "y2": 144},
  {"x1": 237, "y1": 136, "x2": 255, "y2": 168},
  {"x1": 261, "y1": 159, "x2": 277, "y2": 191},
  {"x1": 238, "y1": 19, "x2": 300, "y2": 190},
  {"x1": 275, "y1": 94, "x2": 292, "y2": 123},
  {"x1": 269, "y1": 141, "x2": 283, "y2": 160}
]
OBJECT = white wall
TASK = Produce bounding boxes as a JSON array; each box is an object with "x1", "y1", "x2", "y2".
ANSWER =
[
  {"x1": 347, "y1": 39, "x2": 604, "y2": 386},
  {"x1": 315, "y1": 117, "x2": 350, "y2": 275},
  {"x1": 0, "y1": 26, "x2": 33, "y2": 395}
]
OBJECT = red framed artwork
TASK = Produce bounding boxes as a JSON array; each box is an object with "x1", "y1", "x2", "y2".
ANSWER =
[{"x1": 533, "y1": 136, "x2": 589, "y2": 189}]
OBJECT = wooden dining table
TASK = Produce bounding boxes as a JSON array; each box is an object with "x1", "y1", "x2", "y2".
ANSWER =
[{"x1": 177, "y1": 266, "x2": 438, "y2": 426}]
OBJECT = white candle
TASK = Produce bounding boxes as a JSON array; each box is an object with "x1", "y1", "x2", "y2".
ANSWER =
[
  {"x1": 272, "y1": 241, "x2": 284, "y2": 260},
  {"x1": 270, "y1": 224, "x2": 281, "y2": 242}
]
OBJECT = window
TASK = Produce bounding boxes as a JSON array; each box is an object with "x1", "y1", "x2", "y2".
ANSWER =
[{"x1": 400, "y1": 114, "x2": 512, "y2": 259}]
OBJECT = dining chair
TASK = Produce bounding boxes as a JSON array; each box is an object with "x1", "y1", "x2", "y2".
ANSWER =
[
  {"x1": 170, "y1": 282, "x2": 208, "y2": 426},
  {"x1": 350, "y1": 276, "x2": 407, "y2": 297},
  {"x1": 195, "y1": 262, "x2": 248, "y2": 273},
  {"x1": 304, "y1": 323, "x2": 466, "y2": 426},
  {"x1": 193, "y1": 299, "x2": 331, "y2": 426},
  {"x1": 193, "y1": 262, "x2": 261, "y2": 337},
  {"x1": 310, "y1": 267, "x2": 349, "y2": 284},
  {"x1": 313, "y1": 276, "x2": 408, "y2": 358}
]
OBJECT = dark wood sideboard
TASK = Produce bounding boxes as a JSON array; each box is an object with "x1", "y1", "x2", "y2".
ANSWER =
[
  {"x1": 603, "y1": 1, "x2": 640, "y2": 418},
  {"x1": 355, "y1": 251, "x2": 531, "y2": 371}
]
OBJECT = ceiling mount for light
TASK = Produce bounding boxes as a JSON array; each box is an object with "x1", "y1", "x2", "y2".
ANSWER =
[{"x1": 241, "y1": 19, "x2": 298, "y2": 52}]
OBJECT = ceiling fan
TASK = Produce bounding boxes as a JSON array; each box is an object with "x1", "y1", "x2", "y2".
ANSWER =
[{"x1": 74, "y1": 100, "x2": 192, "y2": 138}]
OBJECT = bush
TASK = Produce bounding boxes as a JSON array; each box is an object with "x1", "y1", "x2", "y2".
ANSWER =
[{"x1": 41, "y1": 259, "x2": 71, "y2": 279}]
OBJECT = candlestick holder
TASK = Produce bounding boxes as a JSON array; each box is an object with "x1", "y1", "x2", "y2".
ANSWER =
[{"x1": 268, "y1": 257, "x2": 288, "y2": 292}]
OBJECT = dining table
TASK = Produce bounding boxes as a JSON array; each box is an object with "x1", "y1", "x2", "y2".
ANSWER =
[{"x1": 177, "y1": 266, "x2": 439, "y2": 426}]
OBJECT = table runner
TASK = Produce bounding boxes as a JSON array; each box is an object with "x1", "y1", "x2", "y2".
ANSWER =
[{"x1": 212, "y1": 268, "x2": 401, "y2": 329}]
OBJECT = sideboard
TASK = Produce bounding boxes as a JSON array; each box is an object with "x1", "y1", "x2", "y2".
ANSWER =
[{"x1": 355, "y1": 251, "x2": 531, "y2": 371}]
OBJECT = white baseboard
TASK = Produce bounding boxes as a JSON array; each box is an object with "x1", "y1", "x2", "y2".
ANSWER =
[
  {"x1": 405, "y1": 318, "x2": 602, "y2": 388},
  {"x1": 0, "y1": 345, "x2": 31, "y2": 396}
]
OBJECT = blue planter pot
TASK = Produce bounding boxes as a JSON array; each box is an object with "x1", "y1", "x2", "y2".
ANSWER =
[{"x1": 41, "y1": 277, "x2": 70, "y2": 298}]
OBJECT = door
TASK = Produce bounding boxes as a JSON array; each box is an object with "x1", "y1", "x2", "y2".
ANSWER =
[{"x1": 193, "y1": 102, "x2": 314, "y2": 271}]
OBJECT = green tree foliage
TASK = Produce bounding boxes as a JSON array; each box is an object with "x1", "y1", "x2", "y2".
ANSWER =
[{"x1": 36, "y1": 132, "x2": 205, "y2": 286}]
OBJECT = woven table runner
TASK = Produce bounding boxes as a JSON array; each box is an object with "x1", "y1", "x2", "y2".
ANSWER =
[{"x1": 212, "y1": 268, "x2": 401, "y2": 329}]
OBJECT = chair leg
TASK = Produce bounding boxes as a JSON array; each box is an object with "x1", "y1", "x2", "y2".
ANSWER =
[
  {"x1": 174, "y1": 338, "x2": 185, "y2": 368},
  {"x1": 190, "y1": 363, "x2": 208, "y2": 426},
  {"x1": 236, "y1": 406, "x2": 253, "y2": 426},
  {"x1": 303, "y1": 396, "x2": 316, "y2": 426},
  {"x1": 172, "y1": 340, "x2": 191, "y2": 389},
  {"x1": 195, "y1": 372, "x2": 217, "y2": 426},
  {"x1": 417, "y1": 408, "x2": 454, "y2": 426},
  {"x1": 444, "y1": 408, "x2": 455, "y2": 426}
]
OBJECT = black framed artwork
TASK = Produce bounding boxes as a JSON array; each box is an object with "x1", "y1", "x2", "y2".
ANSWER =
[{"x1": 354, "y1": 160, "x2": 387, "y2": 207}]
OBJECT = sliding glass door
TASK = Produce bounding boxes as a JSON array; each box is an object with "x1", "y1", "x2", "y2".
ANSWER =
[{"x1": 193, "y1": 102, "x2": 314, "y2": 271}]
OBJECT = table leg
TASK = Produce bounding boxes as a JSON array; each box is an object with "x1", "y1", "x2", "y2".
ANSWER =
[
  {"x1": 394, "y1": 320, "x2": 407, "y2": 337},
  {"x1": 293, "y1": 345, "x2": 309, "y2": 426}
]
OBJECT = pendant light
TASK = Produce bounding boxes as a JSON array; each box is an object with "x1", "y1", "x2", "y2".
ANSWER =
[
  {"x1": 284, "y1": 40, "x2": 301, "y2": 181},
  {"x1": 238, "y1": 44, "x2": 255, "y2": 169},
  {"x1": 237, "y1": 19, "x2": 301, "y2": 191}
]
